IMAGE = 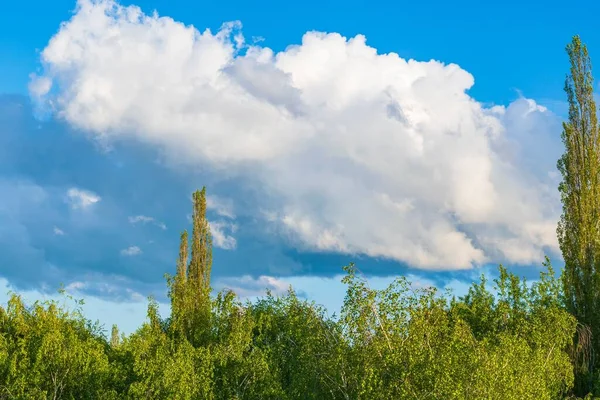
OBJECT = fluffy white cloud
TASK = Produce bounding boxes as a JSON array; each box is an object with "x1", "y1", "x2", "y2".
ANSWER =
[
  {"x1": 120, "y1": 245, "x2": 142, "y2": 256},
  {"x1": 32, "y1": 0, "x2": 564, "y2": 270},
  {"x1": 53, "y1": 226, "x2": 65, "y2": 235},
  {"x1": 66, "y1": 187, "x2": 100, "y2": 209}
]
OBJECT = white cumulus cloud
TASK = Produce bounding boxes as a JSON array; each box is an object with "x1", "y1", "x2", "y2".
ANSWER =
[{"x1": 32, "y1": 0, "x2": 564, "y2": 270}]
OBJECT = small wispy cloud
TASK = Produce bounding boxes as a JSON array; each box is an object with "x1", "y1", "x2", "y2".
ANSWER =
[
  {"x1": 64, "y1": 277, "x2": 146, "y2": 302},
  {"x1": 216, "y1": 275, "x2": 290, "y2": 298},
  {"x1": 120, "y1": 246, "x2": 142, "y2": 256},
  {"x1": 128, "y1": 215, "x2": 153, "y2": 224},
  {"x1": 128, "y1": 215, "x2": 167, "y2": 230},
  {"x1": 28, "y1": 75, "x2": 52, "y2": 98},
  {"x1": 66, "y1": 187, "x2": 100, "y2": 209},
  {"x1": 53, "y1": 226, "x2": 65, "y2": 236},
  {"x1": 206, "y1": 196, "x2": 236, "y2": 219},
  {"x1": 209, "y1": 221, "x2": 237, "y2": 250}
]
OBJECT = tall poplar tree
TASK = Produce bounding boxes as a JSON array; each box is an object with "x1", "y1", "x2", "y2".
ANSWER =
[
  {"x1": 168, "y1": 231, "x2": 189, "y2": 336},
  {"x1": 189, "y1": 187, "x2": 212, "y2": 292},
  {"x1": 110, "y1": 324, "x2": 120, "y2": 348},
  {"x1": 168, "y1": 187, "x2": 213, "y2": 344},
  {"x1": 557, "y1": 35, "x2": 600, "y2": 383},
  {"x1": 177, "y1": 230, "x2": 189, "y2": 282}
]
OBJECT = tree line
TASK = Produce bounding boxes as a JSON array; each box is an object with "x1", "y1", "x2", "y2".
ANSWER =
[{"x1": 0, "y1": 36, "x2": 599, "y2": 399}]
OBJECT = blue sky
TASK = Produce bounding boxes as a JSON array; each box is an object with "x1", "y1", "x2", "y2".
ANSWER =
[
  {"x1": 3, "y1": 0, "x2": 598, "y2": 106},
  {"x1": 0, "y1": 0, "x2": 594, "y2": 334}
]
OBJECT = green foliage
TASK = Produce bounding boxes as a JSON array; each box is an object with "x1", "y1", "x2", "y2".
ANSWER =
[
  {"x1": 169, "y1": 188, "x2": 213, "y2": 347},
  {"x1": 0, "y1": 293, "x2": 114, "y2": 399},
  {"x1": 126, "y1": 299, "x2": 213, "y2": 399},
  {"x1": 0, "y1": 247, "x2": 583, "y2": 399},
  {"x1": 336, "y1": 262, "x2": 576, "y2": 399},
  {"x1": 558, "y1": 35, "x2": 600, "y2": 395},
  {"x1": 249, "y1": 288, "x2": 345, "y2": 399}
]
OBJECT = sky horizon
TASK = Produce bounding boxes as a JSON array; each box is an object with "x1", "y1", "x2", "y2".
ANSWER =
[{"x1": 1, "y1": 0, "x2": 597, "y2": 334}]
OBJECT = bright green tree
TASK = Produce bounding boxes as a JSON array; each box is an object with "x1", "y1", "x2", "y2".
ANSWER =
[
  {"x1": 189, "y1": 188, "x2": 212, "y2": 291},
  {"x1": 126, "y1": 298, "x2": 214, "y2": 399},
  {"x1": 557, "y1": 35, "x2": 600, "y2": 390},
  {"x1": 0, "y1": 293, "x2": 115, "y2": 399},
  {"x1": 168, "y1": 187, "x2": 213, "y2": 346},
  {"x1": 168, "y1": 230, "x2": 189, "y2": 338},
  {"x1": 110, "y1": 325, "x2": 120, "y2": 348},
  {"x1": 337, "y1": 262, "x2": 576, "y2": 399}
]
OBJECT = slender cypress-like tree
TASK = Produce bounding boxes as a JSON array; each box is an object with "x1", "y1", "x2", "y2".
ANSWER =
[
  {"x1": 177, "y1": 230, "x2": 189, "y2": 283},
  {"x1": 168, "y1": 230, "x2": 189, "y2": 336},
  {"x1": 110, "y1": 324, "x2": 120, "y2": 348},
  {"x1": 167, "y1": 187, "x2": 213, "y2": 344},
  {"x1": 557, "y1": 35, "x2": 600, "y2": 386},
  {"x1": 189, "y1": 187, "x2": 212, "y2": 292}
]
